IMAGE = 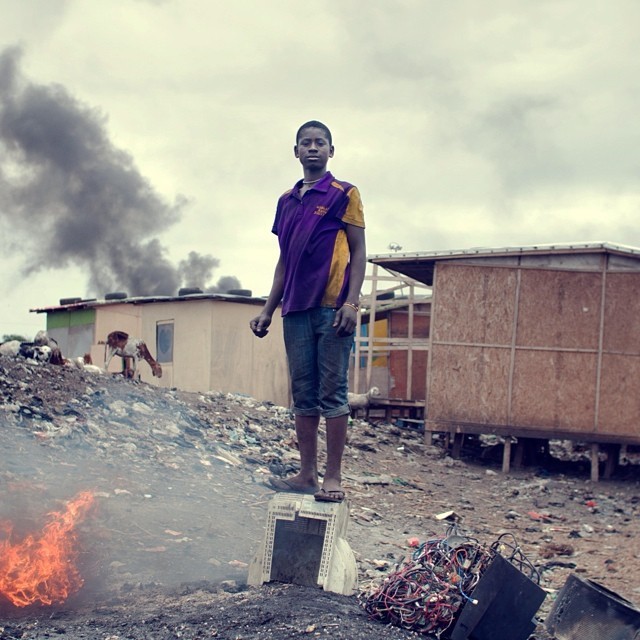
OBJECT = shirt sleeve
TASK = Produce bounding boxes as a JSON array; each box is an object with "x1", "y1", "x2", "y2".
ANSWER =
[{"x1": 342, "y1": 186, "x2": 365, "y2": 228}]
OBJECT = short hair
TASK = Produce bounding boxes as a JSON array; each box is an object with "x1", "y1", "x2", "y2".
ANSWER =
[{"x1": 296, "y1": 120, "x2": 332, "y2": 146}]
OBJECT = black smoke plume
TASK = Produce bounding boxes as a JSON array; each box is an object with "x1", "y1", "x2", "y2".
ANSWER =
[{"x1": 0, "y1": 46, "x2": 240, "y2": 297}]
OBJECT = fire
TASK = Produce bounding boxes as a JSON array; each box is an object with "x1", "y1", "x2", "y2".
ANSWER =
[{"x1": 0, "y1": 491, "x2": 95, "y2": 608}]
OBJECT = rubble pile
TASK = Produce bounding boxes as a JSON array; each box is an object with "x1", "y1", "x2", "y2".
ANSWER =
[
  {"x1": 1, "y1": 354, "x2": 640, "y2": 639},
  {"x1": 0, "y1": 354, "x2": 303, "y2": 593}
]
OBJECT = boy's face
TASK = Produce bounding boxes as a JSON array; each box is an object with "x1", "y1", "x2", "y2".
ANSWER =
[{"x1": 294, "y1": 127, "x2": 334, "y2": 170}]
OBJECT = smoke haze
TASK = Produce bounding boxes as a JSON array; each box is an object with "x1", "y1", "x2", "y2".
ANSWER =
[{"x1": 0, "y1": 46, "x2": 240, "y2": 299}]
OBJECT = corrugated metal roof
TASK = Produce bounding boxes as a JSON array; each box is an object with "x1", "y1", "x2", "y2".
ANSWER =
[
  {"x1": 368, "y1": 241, "x2": 640, "y2": 286},
  {"x1": 31, "y1": 292, "x2": 267, "y2": 314}
]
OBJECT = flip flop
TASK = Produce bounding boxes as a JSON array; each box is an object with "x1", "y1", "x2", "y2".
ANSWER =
[
  {"x1": 267, "y1": 476, "x2": 319, "y2": 495},
  {"x1": 314, "y1": 488, "x2": 346, "y2": 503}
]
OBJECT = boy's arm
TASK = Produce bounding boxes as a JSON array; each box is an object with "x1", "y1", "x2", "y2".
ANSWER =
[
  {"x1": 345, "y1": 224, "x2": 366, "y2": 306},
  {"x1": 333, "y1": 224, "x2": 366, "y2": 336},
  {"x1": 250, "y1": 253, "x2": 285, "y2": 338}
]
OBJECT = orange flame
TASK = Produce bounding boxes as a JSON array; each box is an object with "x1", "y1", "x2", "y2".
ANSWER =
[{"x1": 0, "y1": 491, "x2": 95, "y2": 608}]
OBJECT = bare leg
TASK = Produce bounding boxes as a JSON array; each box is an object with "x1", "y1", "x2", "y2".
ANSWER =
[
  {"x1": 295, "y1": 414, "x2": 320, "y2": 486},
  {"x1": 270, "y1": 415, "x2": 320, "y2": 492},
  {"x1": 321, "y1": 414, "x2": 348, "y2": 495}
]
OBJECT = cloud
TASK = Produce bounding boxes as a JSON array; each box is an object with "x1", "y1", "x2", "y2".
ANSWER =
[{"x1": 1, "y1": 0, "x2": 639, "y2": 337}]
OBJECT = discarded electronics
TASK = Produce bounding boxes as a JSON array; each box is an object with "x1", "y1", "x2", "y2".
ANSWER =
[
  {"x1": 449, "y1": 553, "x2": 546, "y2": 640},
  {"x1": 546, "y1": 573, "x2": 640, "y2": 639},
  {"x1": 248, "y1": 492, "x2": 358, "y2": 595},
  {"x1": 361, "y1": 529, "x2": 545, "y2": 640}
]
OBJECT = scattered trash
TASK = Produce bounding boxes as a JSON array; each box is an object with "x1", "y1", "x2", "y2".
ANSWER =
[
  {"x1": 539, "y1": 542, "x2": 575, "y2": 559},
  {"x1": 348, "y1": 474, "x2": 394, "y2": 486},
  {"x1": 228, "y1": 560, "x2": 248, "y2": 569},
  {"x1": 527, "y1": 510, "x2": 554, "y2": 522},
  {"x1": 435, "y1": 510, "x2": 463, "y2": 523},
  {"x1": 2, "y1": 349, "x2": 640, "y2": 637}
]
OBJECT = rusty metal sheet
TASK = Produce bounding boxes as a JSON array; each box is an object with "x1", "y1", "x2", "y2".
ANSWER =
[
  {"x1": 389, "y1": 350, "x2": 428, "y2": 399},
  {"x1": 511, "y1": 350, "x2": 597, "y2": 433},
  {"x1": 389, "y1": 309, "x2": 429, "y2": 399},
  {"x1": 516, "y1": 270, "x2": 602, "y2": 350},
  {"x1": 433, "y1": 264, "x2": 517, "y2": 345}
]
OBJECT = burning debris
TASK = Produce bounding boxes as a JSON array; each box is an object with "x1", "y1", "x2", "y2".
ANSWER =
[
  {"x1": 0, "y1": 491, "x2": 95, "y2": 608},
  {"x1": 0, "y1": 351, "x2": 294, "y2": 608}
]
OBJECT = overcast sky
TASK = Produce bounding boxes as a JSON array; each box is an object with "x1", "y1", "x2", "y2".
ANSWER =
[{"x1": 0, "y1": 0, "x2": 638, "y2": 338}]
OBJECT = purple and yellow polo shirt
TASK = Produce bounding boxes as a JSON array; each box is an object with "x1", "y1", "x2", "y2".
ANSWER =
[{"x1": 272, "y1": 171, "x2": 365, "y2": 316}]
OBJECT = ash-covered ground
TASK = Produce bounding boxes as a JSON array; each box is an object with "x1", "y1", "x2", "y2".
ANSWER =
[{"x1": 1, "y1": 355, "x2": 640, "y2": 639}]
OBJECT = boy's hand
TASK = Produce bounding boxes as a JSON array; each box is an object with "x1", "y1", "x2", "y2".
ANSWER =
[
  {"x1": 250, "y1": 315, "x2": 271, "y2": 338},
  {"x1": 333, "y1": 305, "x2": 357, "y2": 337}
]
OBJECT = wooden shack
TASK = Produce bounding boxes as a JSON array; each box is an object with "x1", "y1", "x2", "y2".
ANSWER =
[{"x1": 369, "y1": 243, "x2": 640, "y2": 479}]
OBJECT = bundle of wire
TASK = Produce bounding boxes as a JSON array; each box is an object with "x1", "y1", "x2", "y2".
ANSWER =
[{"x1": 360, "y1": 530, "x2": 537, "y2": 637}]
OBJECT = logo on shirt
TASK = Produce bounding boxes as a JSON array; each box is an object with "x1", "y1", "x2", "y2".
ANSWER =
[{"x1": 313, "y1": 205, "x2": 328, "y2": 217}]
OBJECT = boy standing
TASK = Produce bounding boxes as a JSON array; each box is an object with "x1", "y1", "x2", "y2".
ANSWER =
[{"x1": 250, "y1": 120, "x2": 366, "y2": 503}]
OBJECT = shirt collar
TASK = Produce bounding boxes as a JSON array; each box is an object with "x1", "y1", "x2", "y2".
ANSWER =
[{"x1": 293, "y1": 171, "x2": 333, "y2": 194}]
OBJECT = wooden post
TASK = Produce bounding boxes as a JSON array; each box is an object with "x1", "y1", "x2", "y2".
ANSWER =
[
  {"x1": 451, "y1": 433, "x2": 464, "y2": 459},
  {"x1": 513, "y1": 438, "x2": 525, "y2": 469},
  {"x1": 590, "y1": 444, "x2": 599, "y2": 482},
  {"x1": 365, "y1": 265, "x2": 379, "y2": 391},
  {"x1": 353, "y1": 290, "x2": 363, "y2": 393},
  {"x1": 603, "y1": 444, "x2": 619, "y2": 480},
  {"x1": 406, "y1": 283, "x2": 414, "y2": 400},
  {"x1": 502, "y1": 438, "x2": 512, "y2": 474}
]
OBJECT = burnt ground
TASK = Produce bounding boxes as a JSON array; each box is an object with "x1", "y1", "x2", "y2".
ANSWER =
[{"x1": 1, "y1": 354, "x2": 640, "y2": 639}]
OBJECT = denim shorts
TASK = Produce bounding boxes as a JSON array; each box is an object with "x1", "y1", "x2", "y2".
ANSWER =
[{"x1": 283, "y1": 307, "x2": 354, "y2": 418}]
